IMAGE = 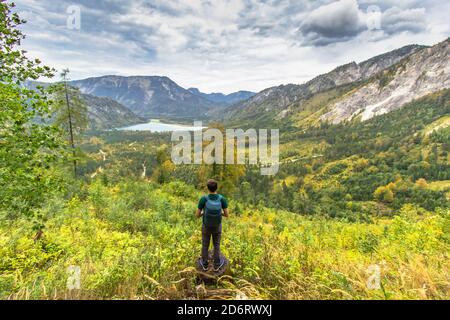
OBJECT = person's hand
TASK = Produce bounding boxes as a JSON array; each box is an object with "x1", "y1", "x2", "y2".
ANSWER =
[{"x1": 223, "y1": 208, "x2": 229, "y2": 218}]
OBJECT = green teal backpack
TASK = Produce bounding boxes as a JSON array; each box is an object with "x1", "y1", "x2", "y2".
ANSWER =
[{"x1": 203, "y1": 195, "x2": 223, "y2": 227}]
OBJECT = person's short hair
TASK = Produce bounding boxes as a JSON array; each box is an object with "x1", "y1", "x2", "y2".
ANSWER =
[{"x1": 207, "y1": 179, "x2": 218, "y2": 192}]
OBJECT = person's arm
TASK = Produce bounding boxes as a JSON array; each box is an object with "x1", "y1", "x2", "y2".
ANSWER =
[
  {"x1": 222, "y1": 196, "x2": 229, "y2": 217},
  {"x1": 196, "y1": 196, "x2": 206, "y2": 218},
  {"x1": 222, "y1": 208, "x2": 229, "y2": 218}
]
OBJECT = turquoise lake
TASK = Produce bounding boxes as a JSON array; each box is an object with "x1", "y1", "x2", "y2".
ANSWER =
[{"x1": 117, "y1": 120, "x2": 204, "y2": 132}]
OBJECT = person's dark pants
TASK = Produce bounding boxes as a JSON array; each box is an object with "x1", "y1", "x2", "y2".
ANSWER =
[{"x1": 202, "y1": 224, "x2": 222, "y2": 264}]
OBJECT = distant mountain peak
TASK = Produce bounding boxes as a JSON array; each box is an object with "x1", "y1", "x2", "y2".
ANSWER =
[
  {"x1": 188, "y1": 87, "x2": 201, "y2": 95},
  {"x1": 70, "y1": 75, "x2": 217, "y2": 120},
  {"x1": 188, "y1": 88, "x2": 255, "y2": 106}
]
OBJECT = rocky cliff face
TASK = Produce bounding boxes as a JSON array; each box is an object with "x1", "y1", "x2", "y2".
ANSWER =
[
  {"x1": 71, "y1": 76, "x2": 217, "y2": 120},
  {"x1": 321, "y1": 39, "x2": 450, "y2": 123},
  {"x1": 225, "y1": 44, "x2": 424, "y2": 121}
]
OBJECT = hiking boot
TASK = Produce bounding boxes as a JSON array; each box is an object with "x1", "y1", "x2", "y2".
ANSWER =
[
  {"x1": 200, "y1": 259, "x2": 209, "y2": 271},
  {"x1": 213, "y1": 257, "x2": 224, "y2": 272}
]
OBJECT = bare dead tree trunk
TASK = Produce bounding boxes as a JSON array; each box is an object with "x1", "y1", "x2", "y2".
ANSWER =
[
  {"x1": 142, "y1": 161, "x2": 147, "y2": 179},
  {"x1": 62, "y1": 70, "x2": 77, "y2": 177}
]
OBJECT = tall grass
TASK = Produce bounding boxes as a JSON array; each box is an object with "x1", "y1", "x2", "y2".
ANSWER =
[{"x1": 0, "y1": 180, "x2": 448, "y2": 300}]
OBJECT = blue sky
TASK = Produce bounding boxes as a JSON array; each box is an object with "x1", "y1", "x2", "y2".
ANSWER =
[{"x1": 13, "y1": 0, "x2": 450, "y2": 93}]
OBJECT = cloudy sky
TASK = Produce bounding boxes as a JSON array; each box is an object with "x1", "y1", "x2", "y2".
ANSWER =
[{"x1": 13, "y1": 0, "x2": 450, "y2": 93}]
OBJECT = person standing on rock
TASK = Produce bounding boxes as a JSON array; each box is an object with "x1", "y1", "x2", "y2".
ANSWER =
[{"x1": 196, "y1": 179, "x2": 229, "y2": 272}]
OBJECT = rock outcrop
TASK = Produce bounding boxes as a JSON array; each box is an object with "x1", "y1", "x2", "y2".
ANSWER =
[{"x1": 321, "y1": 39, "x2": 450, "y2": 123}]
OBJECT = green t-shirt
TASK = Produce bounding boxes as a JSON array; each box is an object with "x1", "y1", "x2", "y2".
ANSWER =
[{"x1": 198, "y1": 194, "x2": 228, "y2": 210}]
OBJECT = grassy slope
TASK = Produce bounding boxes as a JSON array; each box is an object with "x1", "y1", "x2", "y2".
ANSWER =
[
  {"x1": 423, "y1": 116, "x2": 450, "y2": 136},
  {"x1": 1, "y1": 180, "x2": 448, "y2": 300}
]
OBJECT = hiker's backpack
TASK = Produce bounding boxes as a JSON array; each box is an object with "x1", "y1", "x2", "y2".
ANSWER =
[{"x1": 203, "y1": 195, "x2": 223, "y2": 227}]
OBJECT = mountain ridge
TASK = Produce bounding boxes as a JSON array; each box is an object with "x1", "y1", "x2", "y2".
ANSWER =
[
  {"x1": 69, "y1": 75, "x2": 218, "y2": 120},
  {"x1": 222, "y1": 44, "x2": 428, "y2": 123},
  {"x1": 81, "y1": 93, "x2": 145, "y2": 130},
  {"x1": 320, "y1": 39, "x2": 449, "y2": 124},
  {"x1": 24, "y1": 80, "x2": 144, "y2": 130},
  {"x1": 25, "y1": 39, "x2": 449, "y2": 128},
  {"x1": 187, "y1": 87, "x2": 255, "y2": 106}
]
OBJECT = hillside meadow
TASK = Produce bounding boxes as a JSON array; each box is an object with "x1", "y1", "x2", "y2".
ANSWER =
[{"x1": 1, "y1": 180, "x2": 448, "y2": 300}]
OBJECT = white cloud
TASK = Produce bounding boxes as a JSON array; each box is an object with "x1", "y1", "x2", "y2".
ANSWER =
[
  {"x1": 300, "y1": 0, "x2": 366, "y2": 46},
  {"x1": 381, "y1": 7, "x2": 427, "y2": 34},
  {"x1": 11, "y1": 0, "x2": 449, "y2": 93}
]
